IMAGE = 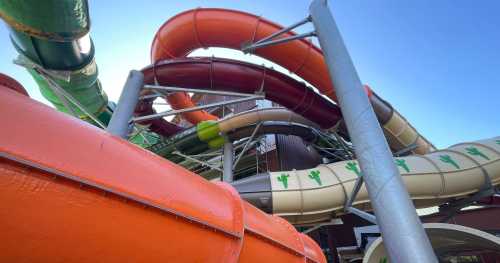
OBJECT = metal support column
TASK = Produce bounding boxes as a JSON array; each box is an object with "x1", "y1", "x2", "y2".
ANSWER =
[
  {"x1": 309, "y1": 0, "x2": 437, "y2": 262},
  {"x1": 223, "y1": 139, "x2": 234, "y2": 182},
  {"x1": 107, "y1": 70, "x2": 144, "y2": 138}
]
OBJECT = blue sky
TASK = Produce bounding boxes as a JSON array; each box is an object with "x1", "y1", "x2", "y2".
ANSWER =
[{"x1": 0, "y1": 0, "x2": 499, "y2": 148}]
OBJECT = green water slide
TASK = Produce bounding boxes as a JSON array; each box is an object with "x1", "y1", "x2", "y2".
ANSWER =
[
  {"x1": 0, "y1": 0, "x2": 157, "y2": 146},
  {"x1": 0, "y1": 0, "x2": 108, "y2": 119}
]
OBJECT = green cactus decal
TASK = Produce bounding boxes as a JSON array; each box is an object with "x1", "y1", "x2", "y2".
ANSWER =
[
  {"x1": 346, "y1": 161, "x2": 361, "y2": 177},
  {"x1": 379, "y1": 257, "x2": 388, "y2": 263},
  {"x1": 439, "y1": 155, "x2": 460, "y2": 169},
  {"x1": 308, "y1": 170, "x2": 322, "y2": 186},
  {"x1": 277, "y1": 174, "x2": 290, "y2": 189},
  {"x1": 395, "y1": 159, "x2": 410, "y2": 173},
  {"x1": 466, "y1": 147, "x2": 489, "y2": 160}
]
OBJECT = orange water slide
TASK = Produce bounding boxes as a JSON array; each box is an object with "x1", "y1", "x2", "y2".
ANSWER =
[
  {"x1": 0, "y1": 86, "x2": 325, "y2": 262},
  {"x1": 151, "y1": 8, "x2": 435, "y2": 154},
  {"x1": 151, "y1": 8, "x2": 337, "y2": 124}
]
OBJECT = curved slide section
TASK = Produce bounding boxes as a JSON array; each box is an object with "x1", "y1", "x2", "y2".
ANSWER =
[
  {"x1": 219, "y1": 107, "x2": 319, "y2": 130},
  {"x1": 149, "y1": 108, "x2": 319, "y2": 160},
  {"x1": 151, "y1": 8, "x2": 334, "y2": 100},
  {"x1": 151, "y1": 8, "x2": 434, "y2": 154},
  {"x1": 140, "y1": 57, "x2": 342, "y2": 130},
  {"x1": 233, "y1": 136, "x2": 500, "y2": 225},
  {"x1": 0, "y1": 83, "x2": 325, "y2": 262},
  {"x1": 227, "y1": 122, "x2": 322, "y2": 145},
  {"x1": 363, "y1": 223, "x2": 500, "y2": 263},
  {"x1": 0, "y1": 0, "x2": 111, "y2": 124},
  {"x1": 368, "y1": 90, "x2": 435, "y2": 155}
]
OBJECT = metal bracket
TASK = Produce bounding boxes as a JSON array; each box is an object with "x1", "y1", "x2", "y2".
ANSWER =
[
  {"x1": 172, "y1": 151, "x2": 223, "y2": 172},
  {"x1": 242, "y1": 16, "x2": 314, "y2": 53},
  {"x1": 131, "y1": 95, "x2": 264, "y2": 122},
  {"x1": 13, "y1": 56, "x2": 107, "y2": 129},
  {"x1": 233, "y1": 122, "x2": 263, "y2": 169},
  {"x1": 143, "y1": 85, "x2": 264, "y2": 98},
  {"x1": 394, "y1": 143, "x2": 418, "y2": 157},
  {"x1": 343, "y1": 174, "x2": 377, "y2": 224},
  {"x1": 34, "y1": 68, "x2": 106, "y2": 128},
  {"x1": 438, "y1": 177, "x2": 498, "y2": 222},
  {"x1": 313, "y1": 145, "x2": 350, "y2": 162},
  {"x1": 139, "y1": 92, "x2": 163, "y2": 100},
  {"x1": 346, "y1": 207, "x2": 377, "y2": 225},
  {"x1": 301, "y1": 218, "x2": 344, "y2": 234},
  {"x1": 345, "y1": 176, "x2": 364, "y2": 209}
]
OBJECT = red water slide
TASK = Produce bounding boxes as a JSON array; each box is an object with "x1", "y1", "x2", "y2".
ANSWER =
[
  {"x1": 0, "y1": 72, "x2": 29, "y2": 96},
  {"x1": 0, "y1": 84, "x2": 325, "y2": 262},
  {"x1": 150, "y1": 8, "x2": 435, "y2": 154},
  {"x1": 138, "y1": 57, "x2": 342, "y2": 136},
  {"x1": 151, "y1": 8, "x2": 343, "y2": 124}
]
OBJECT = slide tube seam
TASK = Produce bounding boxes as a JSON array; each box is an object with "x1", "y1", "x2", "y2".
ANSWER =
[
  {"x1": 0, "y1": 152, "x2": 242, "y2": 239},
  {"x1": 272, "y1": 141, "x2": 500, "y2": 221},
  {"x1": 322, "y1": 163, "x2": 350, "y2": 205},
  {"x1": 441, "y1": 148, "x2": 492, "y2": 189},
  {"x1": 450, "y1": 142, "x2": 500, "y2": 155},
  {"x1": 414, "y1": 154, "x2": 447, "y2": 198}
]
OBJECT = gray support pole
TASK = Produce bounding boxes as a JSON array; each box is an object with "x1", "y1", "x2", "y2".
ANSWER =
[
  {"x1": 309, "y1": 1, "x2": 437, "y2": 262},
  {"x1": 223, "y1": 140, "x2": 234, "y2": 182},
  {"x1": 107, "y1": 70, "x2": 144, "y2": 138}
]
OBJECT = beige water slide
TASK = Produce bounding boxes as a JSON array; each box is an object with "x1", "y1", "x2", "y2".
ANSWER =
[
  {"x1": 363, "y1": 223, "x2": 500, "y2": 262},
  {"x1": 218, "y1": 107, "x2": 319, "y2": 131},
  {"x1": 268, "y1": 137, "x2": 500, "y2": 225}
]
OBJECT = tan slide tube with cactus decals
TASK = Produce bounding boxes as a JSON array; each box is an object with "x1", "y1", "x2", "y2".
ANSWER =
[
  {"x1": 382, "y1": 107, "x2": 436, "y2": 155},
  {"x1": 269, "y1": 137, "x2": 500, "y2": 225},
  {"x1": 368, "y1": 90, "x2": 436, "y2": 155}
]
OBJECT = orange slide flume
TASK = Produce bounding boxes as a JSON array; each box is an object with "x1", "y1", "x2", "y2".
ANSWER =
[
  {"x1": 0, "y1": 84, "x2": 325, "y2": 262},
  {"x1": 150, "y1": 8, "x2": 435, "y2": 155},
  {"x1": 151, "y1": 8, "x2": 338, "y2": 124}
]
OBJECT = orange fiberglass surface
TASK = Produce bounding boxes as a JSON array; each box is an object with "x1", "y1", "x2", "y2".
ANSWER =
[
  {"x1": 151, "y1": 8, "x2": 340, "y2": 124},
  {"x1": 0, "y1": 86, "x2": 325, "y2": 262}
]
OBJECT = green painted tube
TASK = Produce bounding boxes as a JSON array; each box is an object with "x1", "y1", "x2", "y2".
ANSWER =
[
  {"x1": 147, "y1": 121, "x2": 225, "y2": 160},
  {"x1": 9, "y1": 28, "x2": 94, "y2": 71},
  {"x1": 208, "y1": 136, "x2": 226, "y2": 149},
  {"x1": 1, "y1": 0, "x2": 162, "y2": 149},
  {"x1": 197, "y1": 121, "x2": 220, "y2": 142},
  {"x1": 1, "y1": 0, "x2": 107, "y2": 121},
  {"x1": 27, "y1": 61, "x2": 108, "y2": 119},
  {"x1": 0, "y1": 0, "x2": 90, "y2": 41}
]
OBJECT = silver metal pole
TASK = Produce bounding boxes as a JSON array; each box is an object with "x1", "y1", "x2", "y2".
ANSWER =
[
  {"x1": 244, "y1": 31, "x2": 316, "y2": 52},
  {"x1": 107, "y1": 70, "x2": 144, "y2": 138},
  {"x1": 254, "y1": 15, "x2": 311, "y2": 45},
  {"x1": 143, "y1": 85, "x2": 261, "y2": 97},
  {"x1": 309, "y1": 0, "x2": 437, "y2": 262},
  {"x1": 132, "y1": 95, "x2": 263, "y2": 122},
  {"x1": 223, "y1": 140, "x2": 234, "y2": 182}
]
